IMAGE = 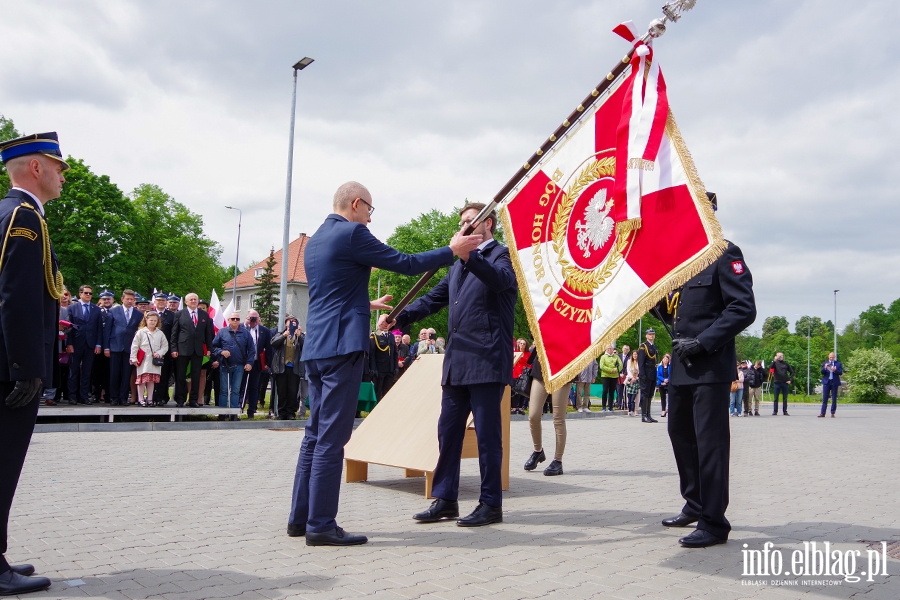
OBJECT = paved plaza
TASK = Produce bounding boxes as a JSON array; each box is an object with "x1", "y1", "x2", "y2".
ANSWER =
[{"x1": 8, "y1": 402, "x2": 899, "y2": 599}]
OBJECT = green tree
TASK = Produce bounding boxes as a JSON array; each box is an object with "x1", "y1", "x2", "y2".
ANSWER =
[
  {"x1": 44, "y1": 157, "x2": 134, "y2": 293},
  {"x1": 762, "y1": 316, "x2": 789, "y2": 339},
  {"x1": 252, "y1": 248, "x2": 280, "y2": 329},
  {"x1": 845, "y1": 347, "x2": 900, "y2": 403},
  {"x1": 124, "y1": 184, "x2": 225, "y2": 298},
  {"x1": 0, "y1": 114, "x2": 19, "y2": 196}
]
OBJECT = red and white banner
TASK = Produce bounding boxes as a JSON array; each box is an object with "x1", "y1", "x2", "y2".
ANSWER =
[{"x1": 500, "y1": 24, "x2": 724, "y2": 392}]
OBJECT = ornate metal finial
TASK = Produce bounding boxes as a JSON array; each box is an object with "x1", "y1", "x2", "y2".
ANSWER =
[{"x1": 662, "y1": 0, "x2": 697, "y2": 23}]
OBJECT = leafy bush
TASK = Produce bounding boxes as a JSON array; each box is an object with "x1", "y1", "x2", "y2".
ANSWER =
[{"x1": 846, "y1": 347, "x2": 900, "y2": 403}]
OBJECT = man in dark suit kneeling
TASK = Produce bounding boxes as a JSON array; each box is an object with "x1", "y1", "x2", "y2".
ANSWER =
[{"x1": 381, "y1": 202, "x2": 517, "y2": 527}]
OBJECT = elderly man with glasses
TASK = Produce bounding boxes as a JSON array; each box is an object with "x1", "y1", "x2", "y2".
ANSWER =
[{"x1": 211, "y1": 312, "x2": 255, "y2": 421}]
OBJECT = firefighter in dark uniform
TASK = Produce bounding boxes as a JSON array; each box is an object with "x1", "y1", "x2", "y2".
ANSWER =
[
  {"x1": 637, "y1": 328, "x2": 658, "y2": 423},
  {"x1": 92, "y1": 290, "x2": 114, "y2": 402},
  {"x1": 655, "y1": 192, "x2": 756, "y2": 548},
  {"x1": 153, "y1": 293, "x2": 177, "y2": 405},
  {"x1": 0, "y1": 132, "x2": 69, "y2": 595},
  {"x1": 368, "y1": 329, "x2": 397, "y2": 401}
]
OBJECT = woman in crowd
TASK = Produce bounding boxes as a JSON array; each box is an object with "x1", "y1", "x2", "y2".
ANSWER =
[
  {"x1": 270, "y1": 315, "x2": 304, "y2": 420},
  {"x1": 574, "y1": 358, "x2": 598, "y2": 413},
  {"x1": 129, "y1": 311, "x2": 168, "y2": 406},
  {"x1": 598, "y1": 344, "x2": 622, "y2": 412},
  {"x1": 729, "y1": 361, "x2": 744, "y2": 417},
  {"x1": 656, "y1": 353, "x2": 671, "y2": 417},
  {"x1": 625, "y1": 350, "x2": 640, "y2": 416},
  {"x1": 524, "y1": 354, "x2": 569, "y2": 476},
  {"x1": 511, "y1": 338, "x2": 531, "y2": 415}
]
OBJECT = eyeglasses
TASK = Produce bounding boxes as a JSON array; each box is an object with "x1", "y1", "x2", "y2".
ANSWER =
[
  {"x1": 82, "y1": 292, "x2": 93, "y2": 295},
  {"x1": 229, "y1": 318, "x2": 240, "y2": 321},
  {"x1": 356, "y1": 197, "x2": 375, "y2": 217}
]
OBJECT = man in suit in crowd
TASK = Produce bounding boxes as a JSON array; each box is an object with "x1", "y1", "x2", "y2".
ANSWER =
[
  {"x1": 287, "y1": 181, "x2": 477, "y2": 546},
  {"x1": 242, "y1": 309, "x2": 273, "y2": 419},
  {"x1": 819, "y1": 351, "x2": 843, "y2": 418},
  {"x1": 90, "y1": 290, "x2": 114, "y2": 402},
  {"x1": 616, "y1": 344, "x2": 630, "y2": 409},
  {"x1": 0, "y1": 131, "x2": 69, "y2": 595},
  {"x1": 170, "y1": 292, "x2": 213, "y2": 407},
  {"x1": 384, "y1": 202, "x2": 517, "y2": 528},
  {"x1": 368, "y1": 329, "x2": 397, "y2": 400},
  {"x1": 637, "y1": 329, "x2": 659, "y2": 423},
  {"x1": 103, "y1": 289, "x2": 143, "y2": 406},
  {"x1": 657, "y1": 192, "x2": 757, "y2": 548},
  {"x1": 152, "y1": 293, "x2": 176, "y2": 405},
  {"x1": 65, "y1": 284, "x2": 102, "y2": 405}
]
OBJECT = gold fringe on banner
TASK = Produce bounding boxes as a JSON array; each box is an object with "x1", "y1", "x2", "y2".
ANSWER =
[
  {"x1": 616, "y1": 218, "x2": 642, "y2": 235},
  {"x1": 501, "y1": 108, "x2": 726, "y2": 394}
]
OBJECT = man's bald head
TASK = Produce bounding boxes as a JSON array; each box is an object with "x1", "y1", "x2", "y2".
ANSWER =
[{"x1": 333, "y1": 181, "x2": 370, "y2": 211}]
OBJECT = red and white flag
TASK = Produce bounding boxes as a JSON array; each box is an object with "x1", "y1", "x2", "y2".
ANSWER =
[
  {"x1": 208, "y1": 289, "x2": 227, "y2": 333},
  {"x1": 500, "y1": 23, "x2": 725, "y2": 392}
]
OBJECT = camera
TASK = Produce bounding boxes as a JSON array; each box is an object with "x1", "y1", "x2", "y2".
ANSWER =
[{"x1": 429, "y1": 332, "x2": 437, "y2": 340}]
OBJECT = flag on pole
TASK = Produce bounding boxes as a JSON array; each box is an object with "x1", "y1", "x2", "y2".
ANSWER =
[
  {"x1": 500, "y1": 22, "x2": 725, "y2": 392},
  {"x1": 209, "y1": 289, "x2": 223, "y2": 333}
]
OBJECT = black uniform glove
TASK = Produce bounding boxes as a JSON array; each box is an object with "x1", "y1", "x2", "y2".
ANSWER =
[
  {"x1": 6, "y1": 378, "x2": 42, "y2": 409},
  {"x1": 672, "y1": 338, "x2": 703, "y2": 359}
]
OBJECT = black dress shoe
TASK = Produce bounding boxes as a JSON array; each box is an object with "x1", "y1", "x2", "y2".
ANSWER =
[
  {"x1": 305, "y1": 527, "x2": 367, "y2": 546},
  {"x1": 457, "y1": 502, "x2": 502, "y2": 527},
  {"x1": 641, "y1": 416, "x2": 650, "y2": 422},
  {"x1": 0, "y1": 570, "x2": 51, "y2": 595},
  {"x1": 543, "y1": 460, "x2": 563, "y2": 476},
  {"x1": 9, "y1": 564, "x2": 35, "y2": 577},
  {"x1": 68, "y1": 400, "x2": 77, "y2": 405},
  {"x1": 678, "y1": 529, "x2": 726, "y2": 548},
  {"x1": 188, "y1": 402, "x2": 200, "y2": 408},
  {"x1": 84, "y1": 399, "x2": 93, "y2": 405},
  {"x1": 286, "y1": 523, "x2": 305, "y2": 537},
  {"x1": 524, "y1": 449, "x2": 545, "y2": 471},
  {"x1": 647, "y1": 416, "x2": 658, "y2": 423},
  {"x1": 662, "y1": 513, "x2": 699, "y2": 527},
  {"x1": 413, "y1": 498, "x2": 460, "y2": 522},
  {"x1": 783, "y1": 411, "x2": 790, "y2": 416}
]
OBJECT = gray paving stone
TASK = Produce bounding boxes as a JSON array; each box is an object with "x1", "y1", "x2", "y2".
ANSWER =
[{"x1": 8, "y1": 403, "x2": 900, "y2": 599}]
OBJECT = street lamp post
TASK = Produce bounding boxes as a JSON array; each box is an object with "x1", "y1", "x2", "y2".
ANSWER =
[
  {"x1": 867, "y1": 332, "x2": 884, "y2": 350},
  {"x1": 225, "y1": 206, "x2": 242, "y2": 313},
  {"x1": 833, "y1": 290, "x2": 839, "y2": 358},
  {"x1": 279, "y1": 57, "x2": 315, "y2": 328}
]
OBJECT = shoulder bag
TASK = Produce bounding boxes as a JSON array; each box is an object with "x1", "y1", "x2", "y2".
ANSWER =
[{"x1": 146, "y1": 332, "x2": 165, "y2": 367}]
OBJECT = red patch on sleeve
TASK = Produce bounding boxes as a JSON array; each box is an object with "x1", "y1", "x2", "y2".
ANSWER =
[{"x1": 731, "y1": 261, "x2": 744, "y2": 274}]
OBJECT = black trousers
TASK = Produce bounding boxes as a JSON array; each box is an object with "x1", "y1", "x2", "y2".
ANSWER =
[
  {"x1": 0, "y1": 382, "x2": 40, "y2": 568},
  {"x1": 667, "y1": 382, "x2": 731, "y2": 540},
  {"x1": 241, "y1": 364, "x2": 263, "y2": 416},
  {"x1": 372, "y1": 372, "x2": 394, "y2": 401},
  {"x1": 153, "y1": 354, "x2": 173, "y2": 404},
  {"x1": 601, "y1": 377, "x2": 617, "y2": 409},
  {"x1": 275, "y1": 371, "x2": 300, "y2": 419},
  {"x1": 432, "y1": 382, "x2": 505, "y2": 507},
  {"x1": 639, "y1": 378, "x2": 656, "y2": 417},
  {"x1": 174, "y1": 353, "x2": 203, "y2": 405},
  {"x1": 92, "y1": 352, "x2": 109, "y2": 400},
  {"x1": 68, "y1": 345, "x2": 95, "y2": 401},
  {"x1": 109, "y1": 351, "x2": 132, "y2": 404},
  {"x1": 659, "y1": 385, "x2": 668, "y2": 412}
]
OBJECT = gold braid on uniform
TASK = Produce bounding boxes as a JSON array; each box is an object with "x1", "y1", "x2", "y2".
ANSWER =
[
  {"x1": 371, "y1": 332, "x2": 390, "y2": 352},
  {"x1": 641, "y1": 342, "x2": 657, "y2": 361},
  {"x1": 0, "y1": 203, "x2": 65, "y2": 299}
]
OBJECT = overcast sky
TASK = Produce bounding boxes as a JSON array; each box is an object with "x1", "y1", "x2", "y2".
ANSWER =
[{"x1": 2, "y1": 0, "x2": 897, "y2": 334}]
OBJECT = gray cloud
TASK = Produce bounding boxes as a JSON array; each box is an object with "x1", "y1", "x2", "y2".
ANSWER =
[{"x1": 1, "y1": 0, "x2": 897, "y2": 334}]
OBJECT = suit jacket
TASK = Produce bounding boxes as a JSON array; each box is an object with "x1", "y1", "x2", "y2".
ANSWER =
[
  {"x1": 656, "y1": 241, "x2": 756, "y2": 385},
  {"x1": 170, "y1": 308, "x2": 214, "y2": 356},
  {"x1": 397, "y1": 240, "x2": 517, "y2": 386},
  {"x1": 368, "y1": 331, "x2": 397, "y2": 375},
  {"x1": 103, "y1": 305, "x2": 144, "y2": 353},
  {"x1": 245, "y1": 324, "x2": 273, "y2": 369},
  {"x1": 301, "y1": 213, "x2": 453, "y2": 361},
  {"x1": 821, "y1": 360, "x2": 843, "y2": 386},
  {"x1": 619, "y1": 353, "x2": 630, "y2": 376},
  {"x1": 0, "y1": 189, "x2": 60, "y2": 382},
  {"x1": 66, "y1": 301, "x2": 103, "y2": 350}
]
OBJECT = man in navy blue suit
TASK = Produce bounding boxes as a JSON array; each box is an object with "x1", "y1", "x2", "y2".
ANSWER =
[
  {"x1": 819, "y1": 351, "x2": 843, "y2": 418},
  {"x1": 65, "y1": 284, "x2": 103, "y2": 405},
  {"x1": 103, "y1": 290, "x2": 143, "y2": 405},
  {"x1": 382, "y1": 202, "x2": 517, "y2": 527},
  {"x1": 287, "y1": 181, "x2": 481, "y2": 546}
]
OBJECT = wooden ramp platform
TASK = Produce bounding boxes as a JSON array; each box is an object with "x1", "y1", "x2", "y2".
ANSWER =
[{"x1": 343, "y1": 354, "x2": 510, "y2": 498}]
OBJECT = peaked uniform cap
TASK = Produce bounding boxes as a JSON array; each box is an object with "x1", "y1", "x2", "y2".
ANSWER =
[{"x1": 0, "y1": 132, "x2": 70, "y2": 171}]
